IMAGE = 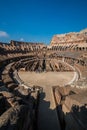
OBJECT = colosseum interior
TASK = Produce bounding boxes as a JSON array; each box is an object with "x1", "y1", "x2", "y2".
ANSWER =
[{"x1": 0, "y1": 29, "x2": 87, "y2": 130}]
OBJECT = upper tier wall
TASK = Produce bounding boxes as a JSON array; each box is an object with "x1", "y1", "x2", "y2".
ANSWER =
[{"x1": 50, "y1": 28, "x2": 87, "y2": 45}]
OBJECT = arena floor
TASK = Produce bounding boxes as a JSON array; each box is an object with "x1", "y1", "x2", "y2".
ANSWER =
[
  {"x1": 18, "y1": 71, "x2": 74, "y2": 130},
  {"x1": 18, "y1": 71, "x2": 74, "y2": 87}
]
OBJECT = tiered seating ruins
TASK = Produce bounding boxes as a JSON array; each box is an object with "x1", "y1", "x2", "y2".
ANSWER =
[{"x1": 0, "y1": 29, "x2": 87, "y2": 130}]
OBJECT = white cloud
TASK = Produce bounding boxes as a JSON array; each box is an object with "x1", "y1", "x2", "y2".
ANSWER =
[
  {"x1": 20, "y1": 38, "x2": 24, "y2": 41},
  {"x1": 0, "y1": 31, "x2": 9, "y2": 37}
]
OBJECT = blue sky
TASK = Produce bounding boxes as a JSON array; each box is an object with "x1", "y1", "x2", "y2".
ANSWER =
[{"x1": 0, "y1": 0, "x2": 87, "y2": 44}]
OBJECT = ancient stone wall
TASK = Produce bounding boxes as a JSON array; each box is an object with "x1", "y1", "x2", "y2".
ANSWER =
[
  {"x1": 50, "y1": 29, "x2": 87, "y2": 51},
  {"x1": 0, "y1": 28, "x2": 87, "y2": 130}
]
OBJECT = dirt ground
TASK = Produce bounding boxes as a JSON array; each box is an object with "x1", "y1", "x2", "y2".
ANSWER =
[{"x1": 18, "y1": 71, "x2": 74, "y2": 87}]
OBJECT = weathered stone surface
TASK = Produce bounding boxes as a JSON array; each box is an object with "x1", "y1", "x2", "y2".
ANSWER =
[
  {"x1": 0, "y1": 105, "x2": 29, "y2": 130},
  {"x1": 53, "y1": 86, "x2": 87, "y2": 130},
  {"x1": 0, "y1": 28, "x2": 87, "y2": 130},
  {"x1": 51, "y1": 28, "x2": 87, "y2": 45}
]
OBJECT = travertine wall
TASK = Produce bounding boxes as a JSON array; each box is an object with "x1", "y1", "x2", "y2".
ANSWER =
[{"x1": 50, "y1": 29, "x2": 87, "y2": 51}]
